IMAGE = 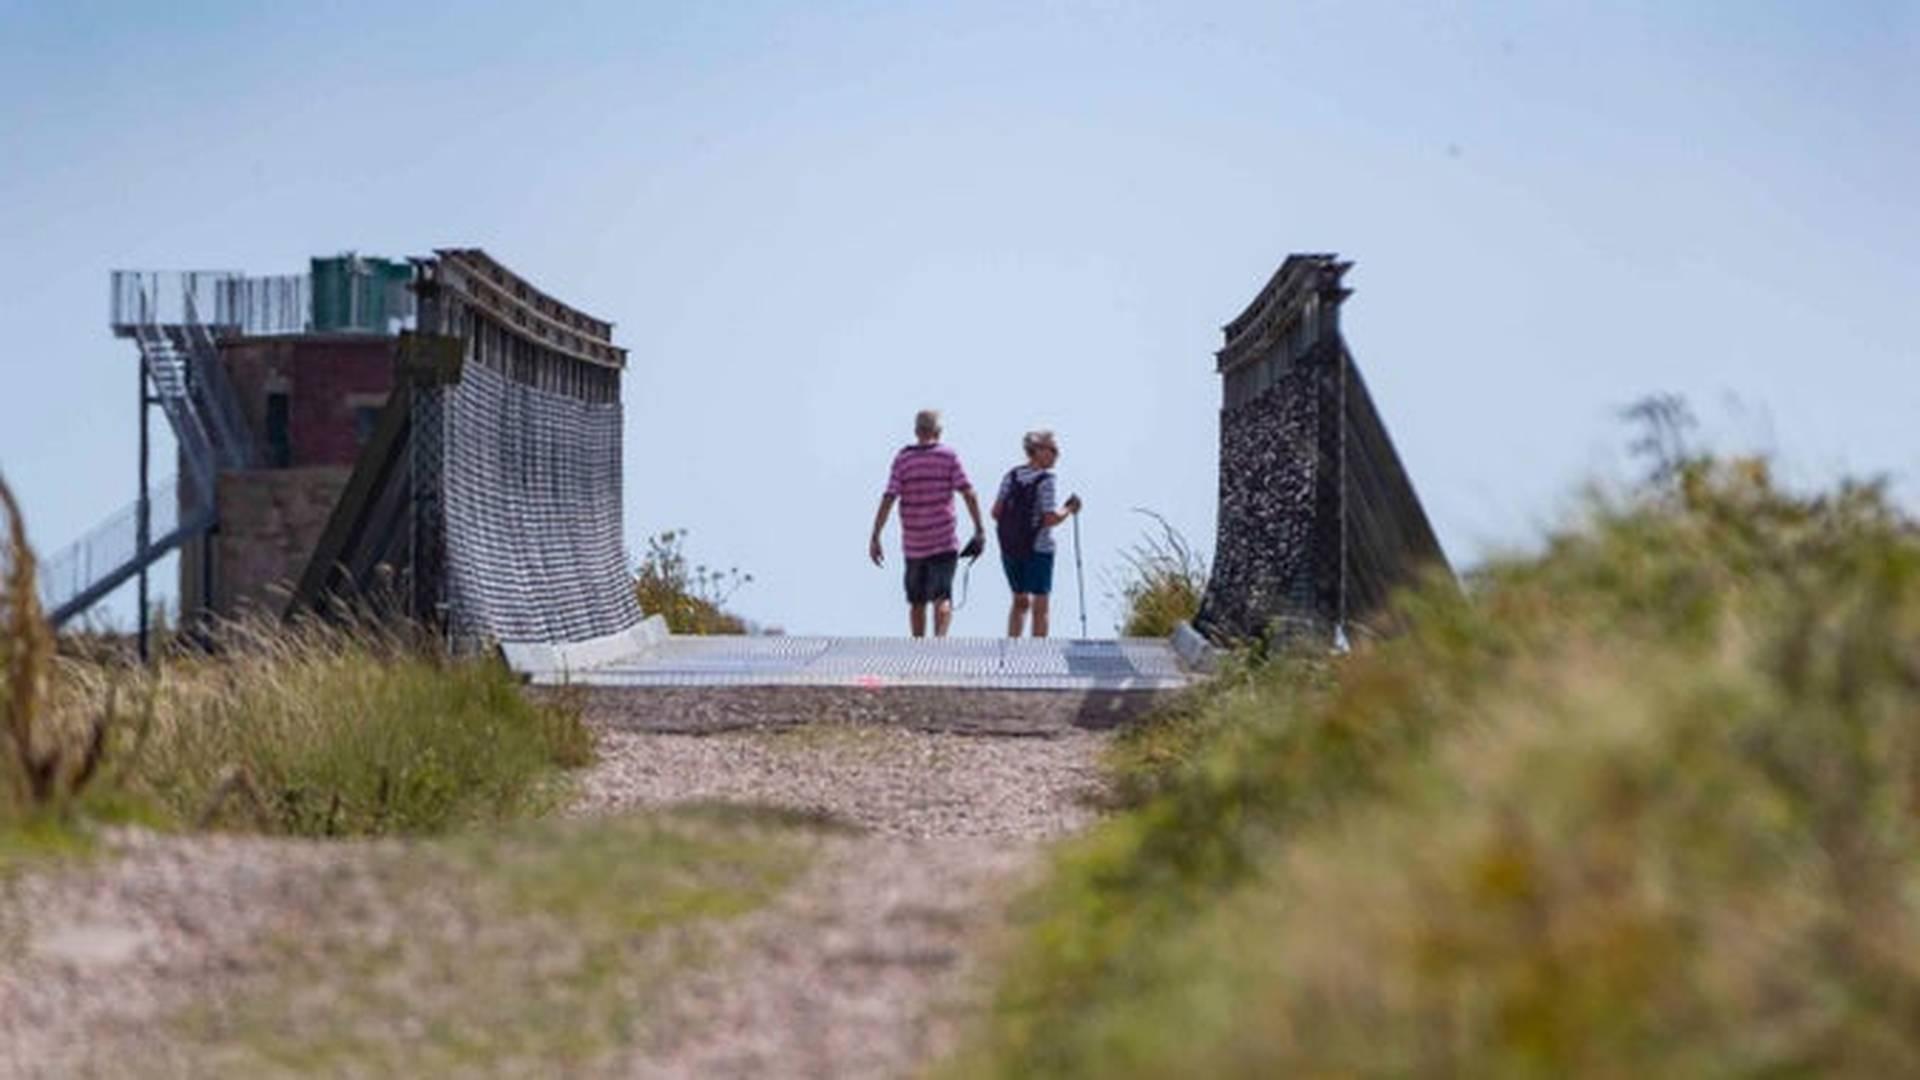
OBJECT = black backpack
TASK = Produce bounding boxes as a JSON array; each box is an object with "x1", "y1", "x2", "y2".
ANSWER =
[{"x1": 996, "y1": 468, "x2": 1044, "y2": 559}]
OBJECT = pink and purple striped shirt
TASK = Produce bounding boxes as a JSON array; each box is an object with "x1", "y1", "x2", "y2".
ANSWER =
[{"x1": 885, "y1": 443, "x2": 972, "y2": 559}]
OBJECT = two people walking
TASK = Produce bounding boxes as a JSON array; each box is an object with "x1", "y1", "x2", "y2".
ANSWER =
[{"x1": 869, "y1": 409, "x2": 1081, "y2": 638}]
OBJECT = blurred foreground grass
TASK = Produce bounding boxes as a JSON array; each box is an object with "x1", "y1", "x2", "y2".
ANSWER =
[
  {"x1": 174, "y1": 807, "x2": 822, "y2": 1075},
  {"x1": 958, "y1": 456, "x2": 1920, "y2": 1077}
]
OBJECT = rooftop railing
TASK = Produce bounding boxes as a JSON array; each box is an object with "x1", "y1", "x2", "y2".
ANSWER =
[
  {"x1": 110, "y1": 268, "x2": 414, "y2": 338},
  {"x1": 110, "y1": 270, "x2": 243, "y2": 335}
]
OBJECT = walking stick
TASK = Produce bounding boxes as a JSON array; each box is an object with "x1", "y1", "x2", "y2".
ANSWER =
[{"x1": 1072, "y1": 507, "x2": 1088, "y2": 639}]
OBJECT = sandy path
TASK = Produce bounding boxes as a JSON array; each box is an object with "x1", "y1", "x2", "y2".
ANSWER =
[{"x1": 0, "y1": 831, "x2": 390, "y2": 1078}]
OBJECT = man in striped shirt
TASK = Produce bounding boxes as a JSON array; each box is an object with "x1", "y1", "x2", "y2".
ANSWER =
[{"x1": 869, "y1": 409, "x2": 986, "y2": 637}]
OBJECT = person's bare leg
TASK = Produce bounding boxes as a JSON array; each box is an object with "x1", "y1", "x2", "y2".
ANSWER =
[
  {"x1": 1008, "y1": 594, "x2": 1031, "y2": 638},
  {"x1": 1032, "y1": 594, "x2": 1051, "y2": 638},
  {"x1": 934, "y1": 599, "x2": 953, "y2": 637},
  {"x1": 910, "y1": 602, "x2": 928, "y2": 638}
]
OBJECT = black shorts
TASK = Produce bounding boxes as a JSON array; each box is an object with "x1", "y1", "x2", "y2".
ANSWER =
[{"x1": 903, "y1": 552, "x2": 959, "y2": 605}]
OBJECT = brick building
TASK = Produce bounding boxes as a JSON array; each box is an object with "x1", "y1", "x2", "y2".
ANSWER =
[
  {"x1": 179, "y1": 332, "x2": 400, "y2": 616},
  {"x1": 44, "y1": 250, "x2": 638, "y2": 651}
]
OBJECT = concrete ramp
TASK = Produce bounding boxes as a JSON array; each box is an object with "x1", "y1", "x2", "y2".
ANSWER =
[
  {"x1": 515, "y1": 626, "x2": 1206, "y2": 736},
  {"x1": 555, "y1": 634, "x2": 1194, "y2": 690}
]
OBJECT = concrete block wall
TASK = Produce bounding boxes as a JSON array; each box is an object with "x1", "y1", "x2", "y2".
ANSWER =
[
  {"x1": 177, "y1": 336, "x2": 395, "y2": 619},
  {"x1": 211, "y1": 468, "x2": 351, "y2": 617}
]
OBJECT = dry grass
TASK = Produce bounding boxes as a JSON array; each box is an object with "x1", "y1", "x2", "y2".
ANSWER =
[
  {"x1": 1108, "y1": 510, "x2": 1207, "y2": 638},
  {"x1": 1, "y1": 471, "x2": 591, "y2": 846},
  {"x1": 96, "y1": 620, "x2": 592, "y2": 836},
  {"x1": 958, "y1": 457, "x2": 1920, "y2": 1077},
  {"x1": 0, "y1": 476, "x2": 117, "y2": 821}
]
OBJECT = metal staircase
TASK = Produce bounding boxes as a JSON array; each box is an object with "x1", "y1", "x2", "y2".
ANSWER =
[{"x1": 40, "y1": 272, "x2": 259, "y2": 627}]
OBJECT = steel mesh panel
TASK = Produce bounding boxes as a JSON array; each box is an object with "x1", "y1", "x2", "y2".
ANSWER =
[
  {"x1": 409, "y1": 384, "x2": 447, "y2": 624},
  {"x1": 439, "y1": 357, "x2": 640, "y2": 644}
]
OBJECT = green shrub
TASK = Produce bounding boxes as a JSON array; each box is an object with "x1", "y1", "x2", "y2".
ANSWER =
[
  {"x1": 634, "y1": 528, "x2": 753, "y2": 634},
  {"x1": 960, "y1": 456, "x2": 1920, "y2": 1078}
]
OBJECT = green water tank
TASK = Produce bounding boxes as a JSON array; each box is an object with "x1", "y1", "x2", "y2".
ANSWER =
[{"x1": 310, "y1": 254, "x2": 412, "y2": 334}]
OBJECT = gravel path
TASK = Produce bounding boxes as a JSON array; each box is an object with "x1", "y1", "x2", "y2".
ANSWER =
[
  {"x1": 574, "y1": 724, "x2": 1108, "y2": 838},
  {"x1": 581, "y1": 723, "x2": 1112, "y2": 1078},
  {"x1": 0, "y1": 720, "x2": 1111, "y2": 1078}
]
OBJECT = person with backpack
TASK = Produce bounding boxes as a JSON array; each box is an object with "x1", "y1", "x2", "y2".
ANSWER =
[
  {"x1": 993, "y1": 429, "x2": 1082, "y2": 638},
  {"x1": 869, "y1": 409, "x2": 986, "y2": 638}
]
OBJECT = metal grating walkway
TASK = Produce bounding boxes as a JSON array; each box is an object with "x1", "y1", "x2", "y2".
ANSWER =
[{"x1": 561, "y1": 635, "x2": 1197, "y2": 691}]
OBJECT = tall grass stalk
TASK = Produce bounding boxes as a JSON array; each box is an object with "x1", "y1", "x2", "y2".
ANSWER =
[
  {"x1": 1109, "y1": 509, "x2": 1208, "y2": 638},
  {"x1": 1, "y1": 475, "x2": 114, "y2": 816}
]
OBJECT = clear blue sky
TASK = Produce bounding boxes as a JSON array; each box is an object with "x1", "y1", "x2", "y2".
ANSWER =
[{"x1": 2, "y1": 1, "x2": 1915, "y2": 635}]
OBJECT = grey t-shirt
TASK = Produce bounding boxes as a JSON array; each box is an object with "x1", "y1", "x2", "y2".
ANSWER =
[{"x1": 997, "y1": 465, "x2": 1059, "y2": 554}]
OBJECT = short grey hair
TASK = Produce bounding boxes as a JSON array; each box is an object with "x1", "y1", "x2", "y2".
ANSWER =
[
  {"x1": 914, "y1": 409, "x2": 942, "y2": 436},
  {"x1": 1022, "y1": 429, "x2": 1057, "y2": 456}
]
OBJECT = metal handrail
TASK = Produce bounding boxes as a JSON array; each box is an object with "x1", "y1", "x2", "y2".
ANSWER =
[
  {"x1": 179, "y1": 287, "x2": 257, "y2": 467},
  {"x1": 110, "y1": 270, "x2": 243, "y2": 334},
  {"x1": 222, "y1": 273, "x2": 313, "y2": 336},
  {"x1": 38, "y1": 472, "x2": 208, "y2": 619},
  {"x1": 131, "y1": 314, "x2": 218, "y2": 488},
  {"x1": 111, "y1": 269, "x2": 316, "y2": 337}
]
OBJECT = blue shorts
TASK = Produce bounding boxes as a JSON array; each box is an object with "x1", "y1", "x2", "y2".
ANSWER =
[{"x1": 1001, "y1": 551, "x2": 1056, "y2": 596}]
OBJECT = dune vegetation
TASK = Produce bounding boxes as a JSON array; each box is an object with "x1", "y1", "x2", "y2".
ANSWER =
[
  {"x1": 634, "y1": 528, "x2": 755, "y2": 634},
  {"x1": 1110, "y1": 510, "x2": 1208, "y2": 639},
  {"x1": 961, "y1": 449, "x2": 1920, "y2": 1077}
]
